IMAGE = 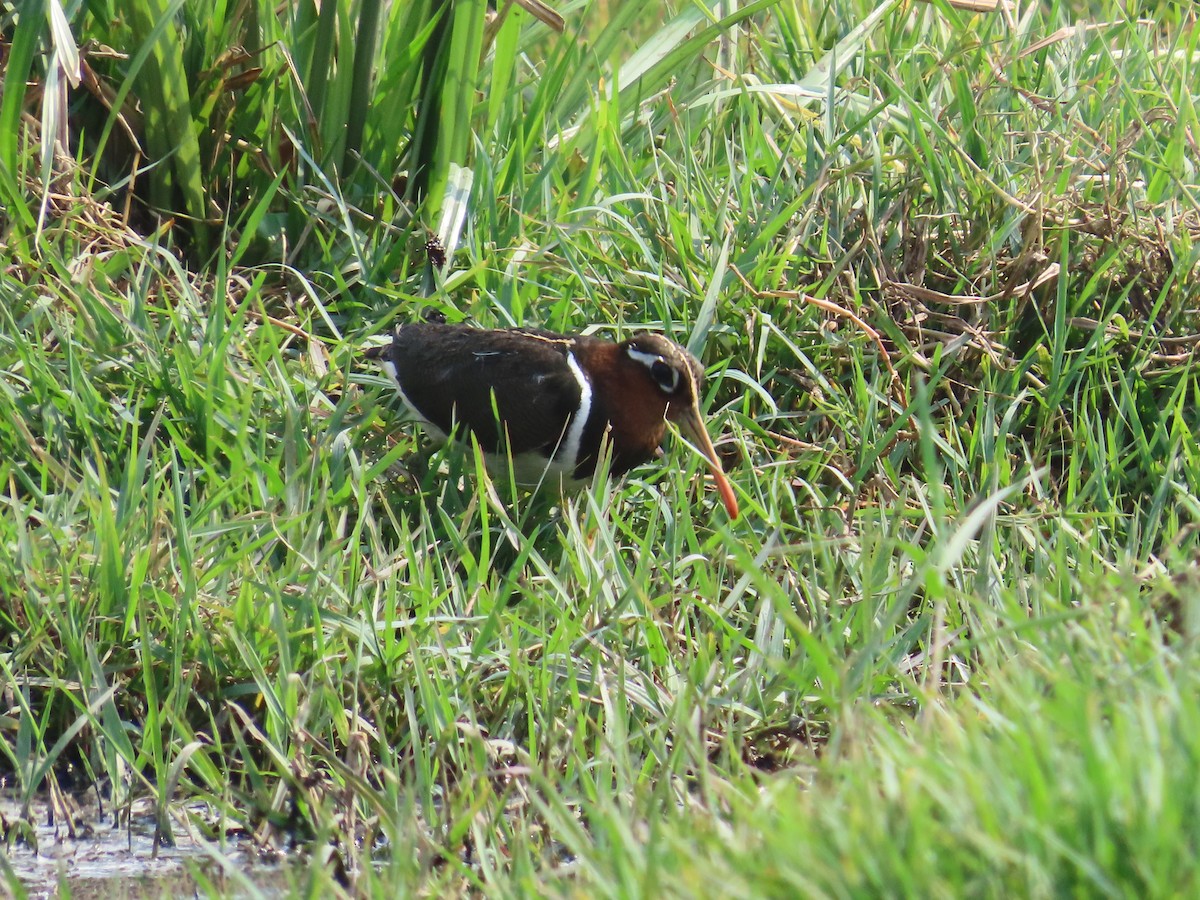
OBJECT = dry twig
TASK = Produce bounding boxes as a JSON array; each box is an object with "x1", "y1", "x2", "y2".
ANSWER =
[{"x1": 731, "y1": 265, "x2": 908, "y2": 408}]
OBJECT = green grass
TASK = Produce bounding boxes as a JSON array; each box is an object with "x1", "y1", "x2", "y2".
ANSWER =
[{"x1": 2, "y1": 0, "x2": 1199, "y2": 895}]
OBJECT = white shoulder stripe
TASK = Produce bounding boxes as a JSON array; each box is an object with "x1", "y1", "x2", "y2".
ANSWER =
[{"x1": 559, "y1": 351, "x2": 592, "y2": 471}]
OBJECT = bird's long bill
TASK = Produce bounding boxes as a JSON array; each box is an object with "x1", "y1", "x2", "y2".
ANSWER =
[{"x1": 675, "y1": 405, "x2": 740, "y2": 519}]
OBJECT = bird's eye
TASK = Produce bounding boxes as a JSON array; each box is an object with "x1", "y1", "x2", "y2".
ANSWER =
[{"x1": 650, "y1": 359, "x2": 680, "y2": 392}]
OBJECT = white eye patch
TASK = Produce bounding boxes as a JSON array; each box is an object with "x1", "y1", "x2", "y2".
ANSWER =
[{"x1": 627, "y1": 347, "x2": 681, "y2": 393}]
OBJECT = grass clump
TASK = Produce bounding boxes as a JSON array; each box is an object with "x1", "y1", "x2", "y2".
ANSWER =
[{"x1": 1, "y1": 0, "x2": 1198, "y2": 895}]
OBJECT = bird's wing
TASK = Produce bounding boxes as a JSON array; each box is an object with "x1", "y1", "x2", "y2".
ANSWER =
[{"x1": 385, "y1": 325, "x2": 586, "y2": 455}]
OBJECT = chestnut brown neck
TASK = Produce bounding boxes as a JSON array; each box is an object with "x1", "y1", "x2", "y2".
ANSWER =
[{"x1": 573, "y1": 341, "x2": 669, "y2": 472}]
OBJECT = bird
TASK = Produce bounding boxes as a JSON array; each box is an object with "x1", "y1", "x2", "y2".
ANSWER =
[{"x1": 366, "y1": 323, "x2": 740, "y2": 518}]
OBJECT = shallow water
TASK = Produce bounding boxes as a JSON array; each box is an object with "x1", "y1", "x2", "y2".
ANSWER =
[{"x1": 2, "y1": 792, "x2": 290, "y2": 898}]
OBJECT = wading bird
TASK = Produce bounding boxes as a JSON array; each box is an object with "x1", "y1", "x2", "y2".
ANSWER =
[{"x1": 367, "y1": 323, "x2": 739, "y2": 518}]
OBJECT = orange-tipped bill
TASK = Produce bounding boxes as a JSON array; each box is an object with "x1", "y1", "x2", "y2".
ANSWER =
[{"x1": 674, "y1": 405, "x2": 740, "y2": 519}]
